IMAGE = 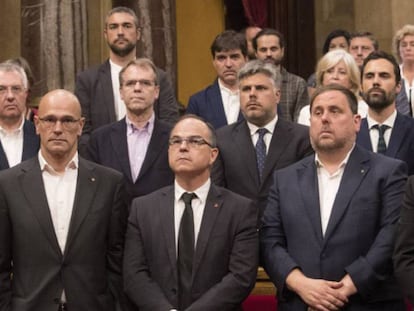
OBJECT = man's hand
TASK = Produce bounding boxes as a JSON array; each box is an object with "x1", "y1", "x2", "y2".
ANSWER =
[{"x1": 286, "y1": 269, "x2": 348, "y2": 311}]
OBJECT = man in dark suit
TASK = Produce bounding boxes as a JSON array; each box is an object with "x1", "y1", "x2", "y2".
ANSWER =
[
  {"x1": 212, "y1": 60, "x2": 312, "y2": 217},
  {"x1": 394, "y1": 175, "x2": 414, "y2": 305},
  {"x1": 123, "y1": 115, "x2": 258, "y2": 310},
  {"x1": 261, "y1": 84, "x2": 407, "y2": 310},
  {"x1": 186, "y1": 30, "x2": 247, "y2": 129},
  {"x1": 84, "y1": 58, "x2": 174, "y2": 204},
  {"x1": 0, "y1": 62, "x2": 39, "y2": 170},
  {"x1": 0, "y1": 89, "x2": 128, "y2": 311},
  {"x1": 75, "y1": 6, "x2": 178, "y2": 151},
  {"x1": 253, "y1": 28, "x2": 309, "y2": 122},
  {"x1": 356, "y1": 51, "x2": 414, "y2": 175}
]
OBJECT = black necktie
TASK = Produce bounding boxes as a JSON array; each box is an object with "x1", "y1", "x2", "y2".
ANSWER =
[
  {"x1": 255, "y1": 128, "x2": 267, "y2": 181},
  {"x1": 178, "y1": 192, "x2": 196, "y2": 310},
  {"x1": 373, "y1": 124, "x2": 389, "y2": 154}
]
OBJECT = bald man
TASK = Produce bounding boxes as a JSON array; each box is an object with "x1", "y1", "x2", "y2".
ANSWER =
[{"x1": 0, "y1": 90, "x2": 129, "y2": 311}]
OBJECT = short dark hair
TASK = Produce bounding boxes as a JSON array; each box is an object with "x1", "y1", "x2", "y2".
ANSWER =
[
  {"x1": 172, "y1": 114, "x2": 217, "y2": 148},
  {"x1": 350, "y1": 31, "x2": 379, "y2": 51},
  {"x1": 310, "y1": 84, "x2": 358, "y2": 115},
  {"x1": 361, "y1": 50, "x2": 401, "y2": 84},
  {"x1": 105, "y1": 6, "x2": 139, "y2": 29},
  {"x1": 322, "y1": 29, "x2": 351, "y2": 54},
  {"x1": 210, "y1": 30, "x2": 247, "y2": 58},
  {"x1": 252, "y1": 28, "x2": 285, "y2": 51}
]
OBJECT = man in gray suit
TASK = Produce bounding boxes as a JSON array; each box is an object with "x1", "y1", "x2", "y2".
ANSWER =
[
  {"x1": 0, "y1": 90, "x2": 128, "y2": 311},
  {"x1": 261, "y1": 84, "x2": 407, "y2": 310},
  {"x1": 212, "y1": 60, "x2": 312, "y2": 218},
  {"x1": 123, "y1": 115, "x2": 258, "y2": 310},
  {"x1": 75, "y1": 6, "x2": 178, "y2": 151}
]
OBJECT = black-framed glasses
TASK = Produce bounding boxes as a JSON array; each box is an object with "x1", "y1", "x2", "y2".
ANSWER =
[
  {"x1": 0, "y1": 85, "x2": 25, "y2": 96},
  {"x1": 38, "y1": 116, "x2": 81, "y2": 130},
  {"x1": 169, "y1": 136, "x2": 214, "y2": 148},
  {"x1": 123, "y1": 79, "x2": 157, "y2": 88}
]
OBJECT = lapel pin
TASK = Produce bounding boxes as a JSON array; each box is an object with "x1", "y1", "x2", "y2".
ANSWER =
[
  {"x1": 90, "y1": 177, "x2": 96, "y2": 182},
  {"x1": 214, "y1": 203, "x2": 219, "y2": 208},
  {"x1": 360, "y1": 169, "x2": 365, "y2": 174}
]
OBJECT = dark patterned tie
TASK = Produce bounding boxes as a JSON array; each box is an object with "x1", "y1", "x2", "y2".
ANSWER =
[
  {"x1": 255, "y1": 128, "x2": 267, "y2": 181},
  {"x1": 372, "y1": 124, "x2": 389, "y2": 154},
  {"x1": 178, "y1": 192, "x2": 196, "y2": 310}
]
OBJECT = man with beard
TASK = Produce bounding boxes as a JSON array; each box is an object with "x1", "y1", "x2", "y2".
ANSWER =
[
  {"x1": 261, "y1": 84, "x2": 407, "y2": 310},
  {"x1": 356, "y1": 51, "x2": 414, "y2": 175},
  {"x1": 186, "y1": 30, "x2": 247, "y2": 129},
  {"x1": 253, "y1": 28, "x2": 309, "y2": 122},
  {"x1": 75, "y1": 6, "x2": 178, "y2": 152}
]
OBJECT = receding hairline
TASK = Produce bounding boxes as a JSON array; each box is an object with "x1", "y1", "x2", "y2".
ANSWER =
[{"x1": 38, "y1": 90, "x2": 82, "y2": 116}]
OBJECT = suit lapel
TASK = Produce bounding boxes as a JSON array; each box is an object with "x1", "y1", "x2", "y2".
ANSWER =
[
  {"x1": 387, "y1": 113, "x2": 407, "y2": 157},
  {"x1": 160, "y1": 187, "x2": 178, "y2": 273},
  {"x1": 193, "y1": 185, "x2": 222, "y2": 278},
  {"x1": 209, "y1": 80, "x2": 228, "y2": 126},
  {"x1": 233, "y1": 122, "x2": 260, "y2": 187},
  {"x1": 64, "y1": 159, "x2": 98, "y2": 254},
  {"x1": 0, "y1": 142, "x2": 9, "y2": 170},
  {"x1": 298, "y1": 157, "x2": 324, "y2": 244},
  {"x1": 22, "y1": 121, "x2": 40, "y2": 161},
  {"x1": 99, "y1": 61, "x2": 117, "y2": 122},
  {"x1": 323, "y1": 147, "x2": 370, "y2": 243},
  {"x1": 356, "y1": 119, "x2": 373, "y2": 152},
  {"x1": 19, "y1": 158, "x2": 62, "y2": 255},
  {"x1": 110, "y1": 120, "x2": 133, "y2": 181}
]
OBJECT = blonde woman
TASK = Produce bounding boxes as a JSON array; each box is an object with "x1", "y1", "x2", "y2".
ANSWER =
[{"x1": 298, "y1": 49, "x2": 367, "y2": 125}]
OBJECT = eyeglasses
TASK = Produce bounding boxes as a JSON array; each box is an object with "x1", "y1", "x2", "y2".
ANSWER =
[
  {"x1": 38, "y1": 116, "x2": 81, "y2": 130},
  {"x1": 123, "y1": 79, "x2": 157, "y2": 88},
  {"x1": 169, "y1": 136, "x2": 214, "y2": 148},
  {"x1": 0, "y1": 85, "x2": 25, "y2": 96}
]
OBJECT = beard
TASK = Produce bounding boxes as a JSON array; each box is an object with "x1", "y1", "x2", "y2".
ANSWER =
[
  {"x1": 363, "y1": 88, "x2": 396, "y2": 112},
  {"x1": 108, "y1": 40, "x2": 136, "y2": 57}
]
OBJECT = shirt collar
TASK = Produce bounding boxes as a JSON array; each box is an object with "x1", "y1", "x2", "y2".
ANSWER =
[
  {"x1": 174, "y1": 178, "x2": 211, "y2": 205},
  {"x1": 0, "y1": 116, "x2": 25, "y2": 134},
  {"x1": 125, "y1": 113, "x2": 155, "y2": 135},
  {"x1": 366, "y1": 109, "x2": 397, "y2": 129},
  {"x1": 218, "y1": 79, "x2": 239, "y2": 95},
  {"x1": 247, "y1": 115, "x2": 278, "y2": 136},
  {"x1": 38, "y1": 151, "x2": 79, "y2": 175},
  {"x1": 314, "y1": 144, "x2": 355, "y2": 170}
]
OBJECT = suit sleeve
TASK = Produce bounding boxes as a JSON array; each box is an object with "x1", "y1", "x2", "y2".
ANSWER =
[
  {"x1": 106, "y1": 177, "x2": 130, "y2": 311},
  {"x1": 345, "y1": 161, "x2": 407, "y2": 298},
  {"x1": 75, "y1": 72, "x2": 93, "y2": 152},
  {"x1": 0, "y1": 181, "x2": 12, "y2": 310},
  {"x1": 123, "y1": 200, "x2": 174, "y2": 310},
  {"x1": 186, "y1": 199, "x2": 258, "y2": 310},
  {"x1": 81, "y1": 130, "x2": 99, "y2": 162},
  {"x1": 293, "y1": 78, "x2": 309, "y2": 123},
  {"x1": 186, "y1": 95, "x2": 198, "y2": 115},
  {"x1": 211, "y1": 150, "x2": 226, "y2": 187},
  {"x1": 394, "y1": 176, "x2": 414, "y2": 304},
  {"x1": 260, "y1": 171, "x2": 300, "y2": 299},
  {"x1": 156, "y1": 69, "x2": 179, "y2": 124}
]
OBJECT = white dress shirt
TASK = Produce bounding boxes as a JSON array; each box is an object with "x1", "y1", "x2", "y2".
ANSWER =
[
  {"x1": 316, "y1": 146, "x2": 353, "y2": 236},
  {"x1": 218, "y1": 79, "x2": 240, "y2": 125},
  {"x1": 247, "y1": 115, "x2": 278, "y2": 154},
  {"x1": 366, "y1": 110, "x2": 396, "y2": 152},
  {"x1": 0, "y1": 117, "x2": 24, "y2": 167},
  {"x1": 110, "y1": 60, "x2": 126, "y2": 121},
  {"x1": 174, "y1": 179, "x2": 210, "y2": 254}
]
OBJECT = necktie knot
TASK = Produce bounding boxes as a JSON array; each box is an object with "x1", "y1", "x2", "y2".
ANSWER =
[
  {"x1": 257, "y1": 128, "x2": 268, "y2": 138},
  {"x1": 373, "y1": 124, "x2": 389, "y2": 135},
  {"x1": 182, "y1": 192, "x2": 196, "y2": 205}
]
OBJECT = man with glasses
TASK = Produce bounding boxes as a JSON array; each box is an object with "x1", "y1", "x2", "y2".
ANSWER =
[
  {"x1": 123, "y1": 114, "x2": 258, "y2": 310},
  {"x1": 75, "y1": 6, "x2": 179, "y2": 153},
  {"x1": 83, "y1": 58, "x2": 174, "y2": 204},
  {"x1": 0, "y1": 62, "x2": 39, "y2": 170},
  {"x1": 0, "y1": 89, "x2": 129, "y2": 310}
]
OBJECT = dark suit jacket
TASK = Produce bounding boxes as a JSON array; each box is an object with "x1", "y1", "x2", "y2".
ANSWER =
[
  {"x1": 75, "y1": 60, "x2": 179, "y2": 150},
  {"x1": 278, "y1": 67, "x2": 309, "y2": 123},
  {"x1": 356, "y1": 112, "x2": 414, "y2": 175},
  {"x1": 123, "y1": 184, "x2": 258, "y2": 311},
  {"x1": 395, "y1": 81, "x2": 411, "y2": 116},
  {"x1": 212, "y1": 119, "x2": 313, "y2": 216},
  {"x1": 260, "y1": 146, "x2": 407, "y2": 310},
  {"x1": 0, "y1": 157, "x2": 128, "y2": 311},
  {"x1": 186, "y1": 79, "x2": 244, "y2": 129},
  {"x1": 0, "y1": 120, "x2": 39, "y2": 170},
  {"x1": 394, "y1": 176, "x2": 414, "y2": 304},
  {"x1": 83, "y1": 117, "x2": 174, "y2": 204}
]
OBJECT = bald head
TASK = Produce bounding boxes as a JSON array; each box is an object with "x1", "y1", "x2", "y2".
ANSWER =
[{"x1": 38, "y1": 89, "x2": 82, "y2": 118}]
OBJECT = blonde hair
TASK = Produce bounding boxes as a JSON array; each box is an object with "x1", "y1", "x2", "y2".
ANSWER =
[
  {"x1": 393, "y1": 24, "x2": 414, "y2": 63},
  {"x1": 316, "y1": 49, "x2": 360, "y2": 97}
]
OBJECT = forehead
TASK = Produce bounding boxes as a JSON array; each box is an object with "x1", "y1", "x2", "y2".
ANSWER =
[
  {"x1": 351, "y1": 37, "x2": 373, "y2": 47},
  {"x1": 39, "y1": 96, "x2": 81, "y2": 117},
  {"x1": 239, "y1": 73, "x2": 273, "y2": 85},
  {"x1": 257, "y1": 35, "x2": 280, "y2": 47},
  {"x1": 0, "y1": 70, "x2": 23, "y2": 84},
  {"x1": 123, "y1": 65, "x2": 155, "y2": 79},
  {"x1": 106, "y1": 12, "x2": 135, "y2": 24},
  {"x1": 401, "y1": 34, "x2": 414, "y2": 42},
  {"x1": 331, "y1": 36, "x2": 347, "y2": 44},
  {"x1": 214, "y1": 49, "x2": 243, "y2": 57},
  {"x1": 171, "y1": 119, "x2": 209, "y2": 137},
  {"x1": 312, "y1": 90, "x2": 350, "y2": 110},
  {"x1": 363, "y1": 58, "x2": 394, "y2": 74}
]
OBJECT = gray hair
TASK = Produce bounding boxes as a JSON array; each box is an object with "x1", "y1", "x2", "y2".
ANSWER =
[
  {"x1": 0, "y1": 62, "x2": 29, "y2": 89},
  {"x1": 105, "y1": 6, "x2": 139, "y2": 29},
  {"x1": 237, "y1": 60, "x2": 281, "y2": 89}
]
